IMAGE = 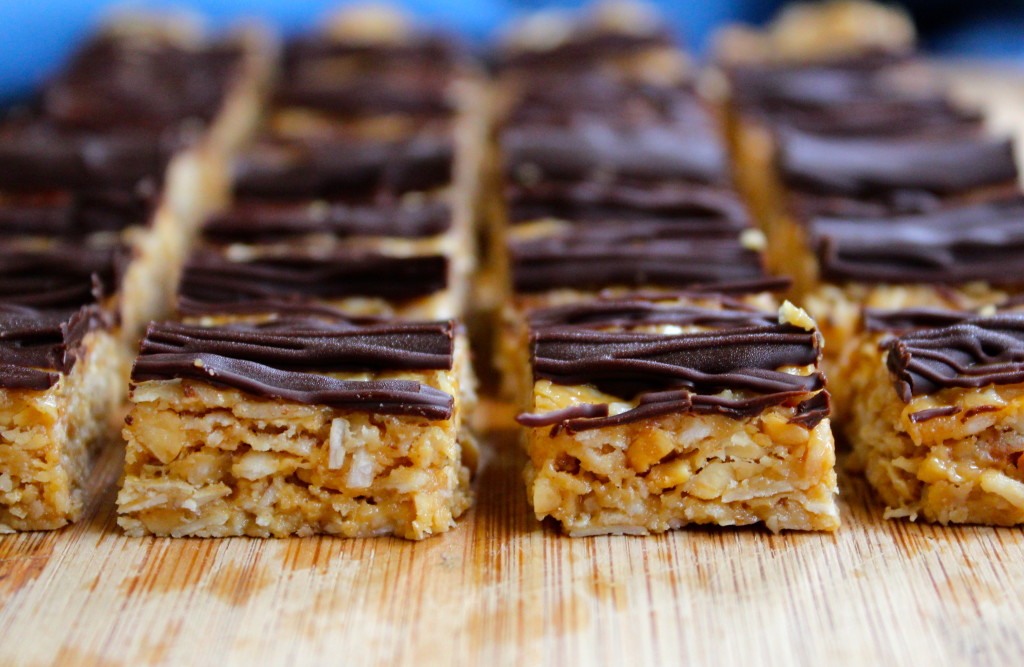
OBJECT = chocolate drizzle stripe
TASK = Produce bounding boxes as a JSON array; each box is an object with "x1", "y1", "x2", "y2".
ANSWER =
[
  {"x1": 779, "y1": 130, "x2": 1018, "y2": 197},
  {"x1": 509, "y1": 180, "x2": 749, "y2": 225},
  {"x1": 510, "y1": 235, "x2": 766, "y2": 293},
  {"x1": 132, "y1": 353, "x2": 454, "y2": 419},
  {"x1": 515, "y1": 403, "x2": 609, "y2": 428},
  {"x1": 887, "y1": 315, "x2": 1024, "y2": 401},
  {"x1": 0, "y1": 304, "x2": 111, "y2": 390},
  {"x1": 863, "y1": 308, "x2": 973, "y2": 334},
  {"x1": 202, "y1": 199, "x2": 451, "y2": 243},
  {"x1": 532, "y1": 325, "x2": 823, "y2": 400},
  {"x1": 140, "y1": 320, "x2": 455, "y2": 372},
  {"x1": 0, "y1": 245, "x2": 127, "y2": 308},
  {"x1": 527, "y1": 301, "x2": 776, "y2": 331},
  {"x1": 504, "y1": 121, "x2": 729, "y2": 186},
  {"x1": 517, "y1": 388, "x2": 829, "y2": 434},
  {"x1": 232, "y1": 136, "x2": 454, "y2": 199},
  {"x1": 179, "y1": 251, "x2": 448, "y2": 304},
  {"x1": 811, "y1": 197, "x2": 1024, "y2": 285},
  {"x1": 908, "y1": 406, "x2": 961, "y2": 423}
]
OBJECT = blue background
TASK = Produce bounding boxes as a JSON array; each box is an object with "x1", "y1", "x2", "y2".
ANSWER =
[{"x1": 2, "y1": 0, "x2": 1023, "y2": 99}]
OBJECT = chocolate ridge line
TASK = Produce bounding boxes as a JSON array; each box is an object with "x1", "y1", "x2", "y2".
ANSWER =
[
  {"x1": 504, "y1": 120, "x2": 729, "y2": 187},
  {"x1": 778, "y1": 129, "x2": 1018, "y2": 198},
  {"x1": 140, "y1": 320, "x2": 455, "y2": 372},
  {"x1": 886, "y1": 314, "x2": 1024, "y2": 401},
  {"x1": 202, "y1": 198, "x2": 451, "y2": 243},
  {"x1": 0, "y1": 244, "x2": 127, "y2": 309},
  {"x1": 233, "y1": 135, "x2": 454, "y2": 199},
  {"x1": 510, "y1": 233, "x2": 766, "y2": 293},
  {"x1": 0, "y1": 303, "x2": 112, "y2": 390},
  {"x1": 508, "y1": 179, "x2": 749, "y2": 225},
  {"x1": 132, "y1": 353, "x2": 454, "y2": 420},
  {"x1": 527, "y1": 300, "x2": 776, "y2": 331},
  {"x1": 810, "y1": 197, "x2": 1024, "y2": 285},
  {"x1": 0, "y1": 189, "x2": 155, "y2": 238},
  {"x1": 179, "y1": 250, "x2": 448, "y2": 304},
  {"x1": 517, "y1": 387, "x2": 830, "y2": 434},
  {"x1": 531, "y1": 325, "x2": 823, "y2": 399},
  {"x1": 862, "y1": 308, "x2": 973, "y2": 334}
]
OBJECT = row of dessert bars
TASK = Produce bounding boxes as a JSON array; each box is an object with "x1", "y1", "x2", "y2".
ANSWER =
[
  {"x1": 491, "y1": 2, "x2": 840, "y2": 535},
  {"x1": 4, "y1": 0, "x2": 1024, "y2": 539},
  {"x1": 719, "y1": 1, "x2": 1024, "y2": 525},
  {"x1": 114, "y1": 7, "x2": 482, "y2": 539},
  {"x1": 0, "y1": 15, "x2": 270, "y2": 531}
]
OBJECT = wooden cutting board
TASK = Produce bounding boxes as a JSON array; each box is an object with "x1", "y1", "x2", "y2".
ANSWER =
[{"x1": 2, "y1": 67, "x2": 1024, "y2": 667}]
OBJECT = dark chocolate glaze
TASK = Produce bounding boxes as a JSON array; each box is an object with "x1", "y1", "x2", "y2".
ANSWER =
[
  {"x1": 908, "y1": 405, "x2": 961, "y2": 423},
  {"x1": 282, "y1": 35, "x2": 462, "y2": 72},
  {"x1": 810, "y1": 197, "x2": 1024, "y2": 285},
  {"x1": 887, "y1": 314, "x2": 1024, "y2": 401},
  {"x1": 0, "y1": 244, "x2": 126, "y2": 309},
  {"x1": 274, "y1": 56, "x2": 457, "y2": 118},
  {"x1": 531, "y1": 324, "x2": 822, "y2": 399},
  {"x1": 0, "y1": 188, "x2": 154, "y2": 238},
  {"x1": 495, "y1": 31, "x2": 673, "y2": 72},
  {"x1": 862, "y1": 308, "x2": 972, "y2": 334},
  {"x1": 508, "y1": 179, "x2": 748, "y2": 227},
  {"x1": 176, "y1": 295, "x2": 387, "y2": 324},
  {"x1": 510, "y1": 226, "x2": 766, "y2": 293},
  {"x1": 140, "y1": 320, "x2": 454, "y2": 371},
  {"x1": 730, "y1": 61, "x2": 981, "y2": 137},
  {"x1": 527, "y1": 300, "x2": 775, "y2": 331},
  {"x1": 233, "y1": 135, "x2": 453, "y2": 199},
  {"x1": 779, "y1": 129, "x2": 1018, "y2": 198},
  {"x1": 0, "y1": 304, "x2": 110, "y2": 390},
  {"x1": 202, "y1": 197, "x2": 451, "y2": 243},
  {"x1": 520, "y1": 322, "x2": 826, "y2": 431},
  {"x1": 504, "y1": 119, "x2": 729, "y2": 186},
  {"x1": 508, "y1": 74, "x2": 703, "y2": 127},
  {"x1": 133, "y1": 320, "x2": 456, "y2": 418},
  {"x1": 0, "y1": 121, "x2": 175, "y2": 191},
  {"x1": 520, "y1": 388, "x2": 829, "y2": 434},
  {"x1": 179, "y1": 250, "x2": 448, "y2": 305},
  {"x1": 41, "y1": 36, "x2": 241, "y2": 133}
]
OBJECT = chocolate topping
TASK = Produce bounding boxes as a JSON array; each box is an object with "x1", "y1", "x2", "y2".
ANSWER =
[
  {"x1": 510, "y1": 225, "x2": 766, "y2": 293},
  {"x1": 810, "y1": 197, "x2": 1024, "y2": 285},
  {"x1": 133, "y1": 320, "x2": 456, "y2": 418},
  {"x1": 42, "y1": 36, "x2": 241, "y2": 133},
  {"x1": 274, "y1": 55, "x2": 457, "y2": 118},
  {"x1": 862, "y1": 308, "x2": 973, "y2": 334},
  {"x1": 0, "y1": 244, "x2": 126, "y2": 309},
  {"x1": 0, "y1": 121, "x2": 175, "y2": 191},
  {"x1": 179, "y1": 250, "x2": 448, "y2": 306},
  {"x1": 497, "y1": 31, "x2": 673, "y2": 72},
  {"x1": 887, "y1": 315, "x2": 1024, "y2": 401},
  {"x1": 202, "y1": 197, "x2": 451, "y2": 243},
  {"x1": 504, "y1": 119, "x2": 729, "y2": 187},
  {"x1": 0, "y1": 304, "x2": 110, "y2": 390},
  {"x1": 779, "y1": 130, "x2": 1018, "y2": 198},
  {"x1": 519, "y1": 322, "x2": 827, "y2": 431},
  {"x1": 509, "y1": 179, "x2": 748, "y2": 226},
  {"x1": 233, "y1": 135, "x2": 453, "y2": 199},
  {"x1": 508, "y1": 74, "x2": 704, "y2": 127},
  {"x1": 0, "y1": 188, "x2": 153, "y2": 238},
  {"x1": 527, "y1": 300, "x2": 775, "y2": 331},
  {"x1": 730, "y1": 61, "x2": 981, "y2": 137}
]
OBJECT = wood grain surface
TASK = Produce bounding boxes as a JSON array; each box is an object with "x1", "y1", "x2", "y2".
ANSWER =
[{"x1": 3, "y1": 67, "x2": 1024, "y2": 667}]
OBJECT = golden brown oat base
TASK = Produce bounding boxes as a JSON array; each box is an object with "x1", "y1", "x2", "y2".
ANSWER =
[
  {"x1": 0, "y1": 332, "x2": 124, "y2": 532},
  {"x1": 524, "y1": 380, "x2": 839, "y2": 535},
  {"x1": 117, "y1": 360, "x2": 474, "y2": 540},
  {"x1": 845, "y1": 341, "x2": 1024, "y2": 525}
]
